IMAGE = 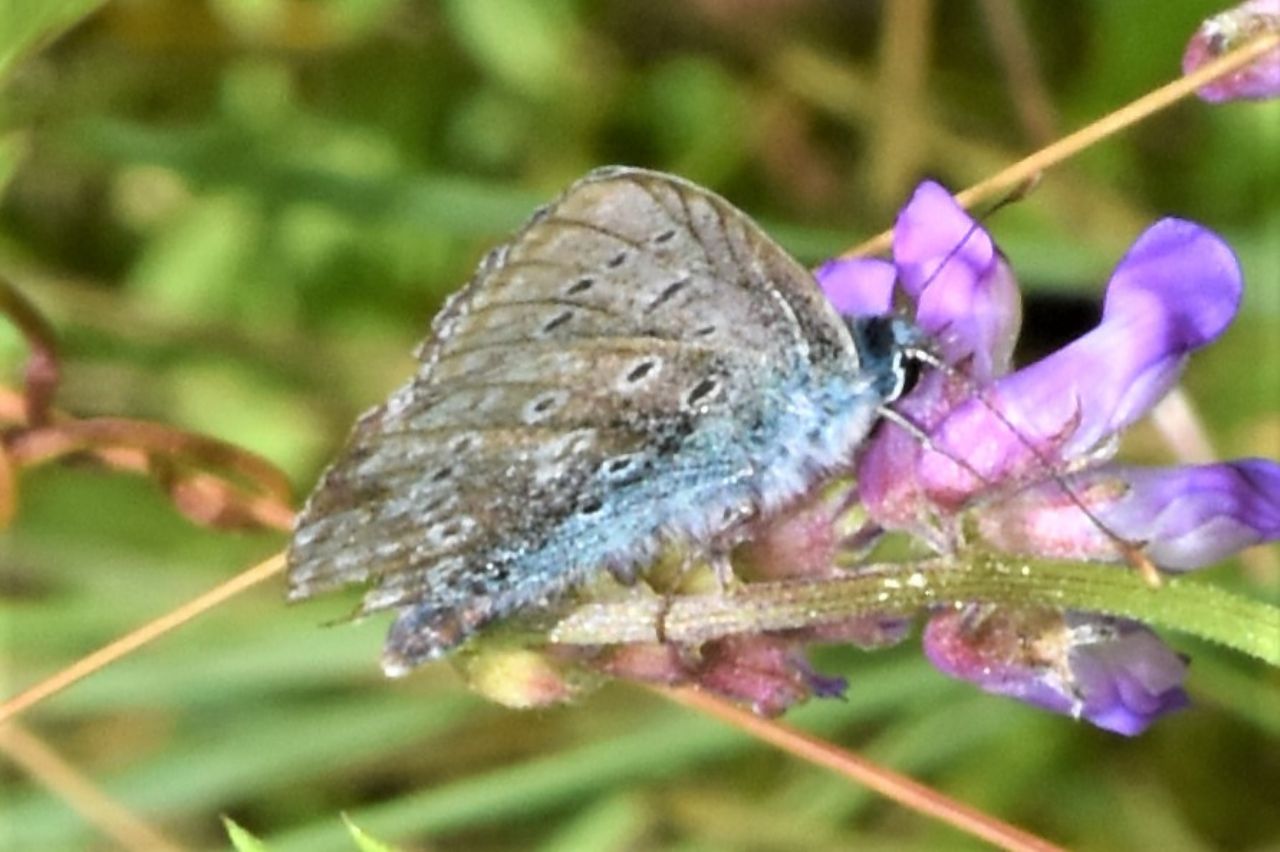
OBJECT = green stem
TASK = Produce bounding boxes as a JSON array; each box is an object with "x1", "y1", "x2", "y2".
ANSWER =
[{"x1": 551, "y1": 556, "x2": 1280, "y2": 665}]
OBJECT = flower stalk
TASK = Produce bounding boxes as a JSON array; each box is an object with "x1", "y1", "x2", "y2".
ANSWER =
[{"x1": 552, "y1": 554, "x2": 1280, "y2": 665}]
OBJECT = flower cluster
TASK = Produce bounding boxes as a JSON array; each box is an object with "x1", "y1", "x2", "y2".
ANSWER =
[{"x1": 817, "y1": 182, "x2": 1280, "y2": 735}]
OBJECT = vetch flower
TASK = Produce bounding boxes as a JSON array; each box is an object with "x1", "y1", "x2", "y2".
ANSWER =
[
  {"x1": 976, "y1": 460, "x2": 1280, "y2": 570},
  {"x1": 917, "y1": 217, "x2": 1243, "y2": 508},
  {"x1": 1184, "y1": 0, "x2": 1280, "y2": 102},
  {"x1": 816, "y1": 181, "x2": 1280, "y2": 734},
  {"x1": 892, "y1": 181, "x2": 1023, "y2": 381},
  {"x1": 923, "y1": 608, "x2": 1190, "y2": 736},
  {"x1": 597, "y1": 634, "x2": 850, "y2": 718},
  {"x1": 823, "y1": 183, "x2": 1023, "y2": 540},
  {"x1": 815, "y1": 257, "x2": 896, "y2": 317}
]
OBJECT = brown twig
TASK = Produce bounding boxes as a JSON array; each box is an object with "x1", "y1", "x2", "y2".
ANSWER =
[
  {"x1": 658, "y1": 685, "x2": 1065, "y2": 852},
  {"x1": 0, "y1": 441, "x2": 15, "y2": 528},
  {"x1": 0, "y1": 275, "x2": 61, "y2": 425},
  {"x1": 2, "y1": 276, "x2": 296, "y2": 534},
  {"x1": 1, "y1": 410, "x2": 296, "y2": 533},
  {"x1": 6, "y1": 417, "x2": 294, "y2": 504},
  {"x1": 0, "y1": 552, "x2": 288, "y2": 725},
  {"x1": 0, "y1": 722, "x2": 187, "y2": 852},
  {"x1": 841, "y1": 29, "x2": 1280, "y2": 258}
]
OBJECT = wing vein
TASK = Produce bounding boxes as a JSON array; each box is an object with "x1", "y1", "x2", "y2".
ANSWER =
[{"x1": 538, "y1": 215, "x2": 647, "y2": 250}]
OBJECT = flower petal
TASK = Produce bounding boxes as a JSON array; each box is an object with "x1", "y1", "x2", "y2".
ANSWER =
[
  {"x1": 918, "y1": 220, "x2": 1242, "y2": 506},
  {"x1": 894, "y1": 182, "x2": 1022, "y2": 377},
  {"x1": 1064, "y1": 617, "x2": 1191, "y2": 736},
  {"x1": 923, "y1": 607, "x2": 1188, "y2": 735},
  {"x1": 1102, "y1": 218, "x2": 1243, "y2": 351},
  {"x1": 978, "y1": 459, "x2": 1280, "y2": 571},
  {"x1": 696, "y1": 636, "x2": 845, "y2": 717},
  {"x1": 1184, "y1": 1, "x2": 1280, "y2": 103},
  {"x1": 815, "y1": 257, "x2": 897, "y2": 317}
]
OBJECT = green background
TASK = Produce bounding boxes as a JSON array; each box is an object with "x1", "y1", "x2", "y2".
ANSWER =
[{"x1": 2, "y1": 1, "x2": 1277, "y2": 849}]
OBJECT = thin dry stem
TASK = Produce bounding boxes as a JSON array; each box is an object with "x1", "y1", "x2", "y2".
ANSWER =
[
  {"x1": 842, "y1": 30, "x2": 1280, "y2": 258},
  {"x1": 7, "y1": 417, "x2": 294, "y2": 504},
  {"x1": 0, "y1": 722, "x2": 187, "y2": 852},
  {"x1": 0, "y1": 552, "x2": 287, "y2": 725},
  {"x1": 0, "y1": 442, "x2": 14, "y2": 528},
  {"x1": 0, "y1": 275, "x2": 61, "y2": 425},
  {"x1": 2, "y1": 543, "x2": 1070, "y2": 850},
  {"x1": 978, "y1": 0, "x2": 1059, "y2": 146},
  {"x1": 657, "y1": 686, "x2": 1065, "y2": 852},
  {"x1": 871, "y1": 0, "x2": 933, "y2": 208}
]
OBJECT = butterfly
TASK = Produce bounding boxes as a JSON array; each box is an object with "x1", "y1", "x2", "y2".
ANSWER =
[{"x1": 286, "y1": 167, "x2": 924, "y2": 675}]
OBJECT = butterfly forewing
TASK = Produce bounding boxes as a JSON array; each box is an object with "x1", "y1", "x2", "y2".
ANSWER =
[{"x1": 288, "y1": 167, "x2": 889, "y2": 670}]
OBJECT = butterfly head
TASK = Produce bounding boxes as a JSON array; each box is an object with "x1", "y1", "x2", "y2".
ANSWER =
[{"x1": 846, "y1": 314, "x2": 933, "y2": 405}]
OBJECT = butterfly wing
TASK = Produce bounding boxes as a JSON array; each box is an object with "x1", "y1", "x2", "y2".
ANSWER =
[{"x1": 288, "y1": 167, "x2": 888, "y2": 670}]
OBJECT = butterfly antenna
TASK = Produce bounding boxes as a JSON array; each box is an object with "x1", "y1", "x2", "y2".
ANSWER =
[{"x1": 877, "y1": 405, "x2": 995, "y2": 492}]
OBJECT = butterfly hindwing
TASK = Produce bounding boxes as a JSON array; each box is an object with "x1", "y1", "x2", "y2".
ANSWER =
[{"x1": 288, "y1": 168, "x2": 885, "y2": 668}]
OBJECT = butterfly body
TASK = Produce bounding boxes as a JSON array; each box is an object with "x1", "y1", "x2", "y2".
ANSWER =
[{"x1": 288, "y1": 167, "x2": 917, "y2": 673}]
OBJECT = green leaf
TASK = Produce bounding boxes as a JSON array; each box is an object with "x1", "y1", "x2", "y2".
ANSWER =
[
  {"x1": 342, "y1": 814, "x2": 401, "y2": 852},
  {"x1": 223, "y1": 816, "x2": 271, "y2": 852}
]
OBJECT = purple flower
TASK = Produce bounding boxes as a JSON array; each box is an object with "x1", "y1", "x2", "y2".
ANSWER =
[
  {"x1": 924, "y1": 608, "x2": 1189, "y2": 736},
  {"x1": 598, "y1": 635, "x2": 848, "y2": 718},
  {"x1": 1183, "y1": 0, "x2": 1280, "y2": 103},
  {"x1": 695, "y1": 636, "x2": 849, "y2": 717},
  {"x1": 918, "y1": 218, "x2": 1243, "y2": 507},
  {"x1": 816, "y1": 181, "x2": 1279, "y2": 733},
  {"x1": 977, "y1": 460, "x2": 1280, "y2": 570},
  {"x1": 893, "y1": 182, "x2": 1022, "y2": 381},
  {"x1": 816, "y1": 257, "x2": 896, "y2": 317}
]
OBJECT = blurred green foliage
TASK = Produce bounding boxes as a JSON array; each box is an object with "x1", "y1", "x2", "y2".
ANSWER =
[{"x1": 1, "y1": 1, "x2": 1277, "y2": 850}]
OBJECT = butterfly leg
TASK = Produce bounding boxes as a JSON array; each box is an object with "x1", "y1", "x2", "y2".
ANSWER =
[{"x1": 708, "y1": 548, "x2": 738, "y2": 590}]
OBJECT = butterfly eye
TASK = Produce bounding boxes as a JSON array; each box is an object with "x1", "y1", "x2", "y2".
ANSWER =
[{"x1": 895, "y1": 351, "x2": 925, "y2": 400}]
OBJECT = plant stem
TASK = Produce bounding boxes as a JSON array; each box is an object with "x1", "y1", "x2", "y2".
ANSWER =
[{"x1": 552, "y1": 555, "x2": 1280, "y2": 664}]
